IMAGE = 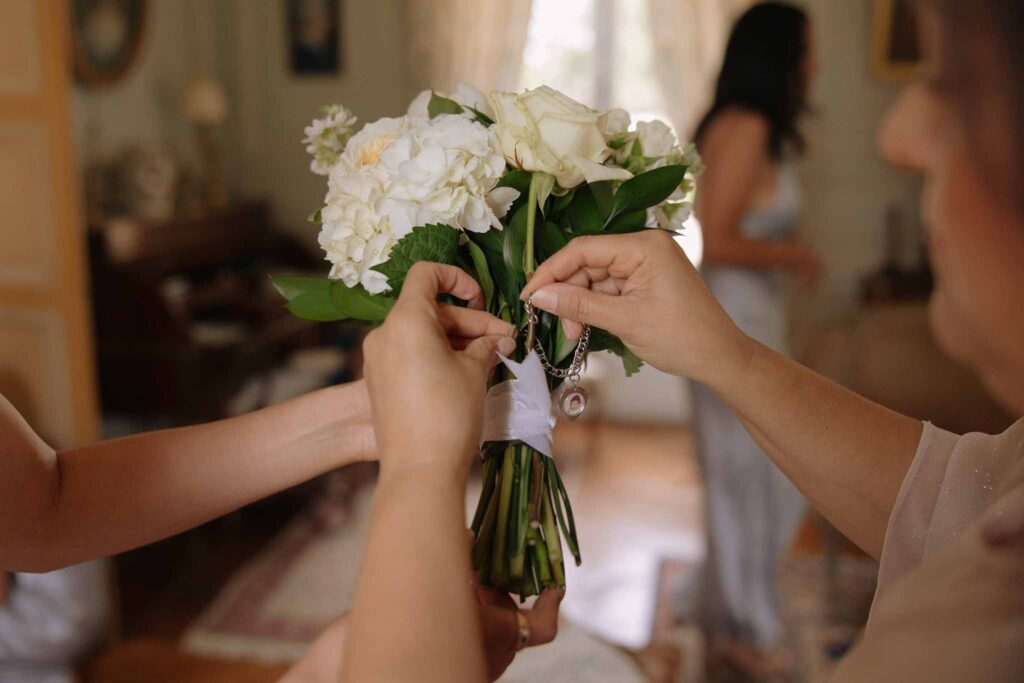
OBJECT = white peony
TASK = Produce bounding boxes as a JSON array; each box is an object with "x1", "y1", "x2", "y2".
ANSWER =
[
  {"x1": 303, "y1": 104, "x2": 358, "y2": 175},
  {"x1": 337, "y1": 116, "x2": 412, "y2": 174},
  {"x1": 488, "y1": 86, "x2": 632, "y2": 189},
  {"x1": 407, "y1": 84, "x2": 495, "y2": 121}
]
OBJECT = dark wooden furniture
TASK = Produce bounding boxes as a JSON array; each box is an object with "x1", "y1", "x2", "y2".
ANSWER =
[{"x1": 88, "y1": 202, "x2": 331, "y2": 421}]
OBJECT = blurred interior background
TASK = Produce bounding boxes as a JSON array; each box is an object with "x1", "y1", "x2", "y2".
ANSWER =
[{"x1": 0, "y1": 1, "x2": 1014, "y2": 682}]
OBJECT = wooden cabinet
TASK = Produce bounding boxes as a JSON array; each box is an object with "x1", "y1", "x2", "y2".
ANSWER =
[{"x1": 89, "y1": 202, "x2": 336, "y2": 421}]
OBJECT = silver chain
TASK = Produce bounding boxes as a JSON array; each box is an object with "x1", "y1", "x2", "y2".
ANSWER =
[{"x1": 524, "y1": 298, "x2": 590, "y2": 385}]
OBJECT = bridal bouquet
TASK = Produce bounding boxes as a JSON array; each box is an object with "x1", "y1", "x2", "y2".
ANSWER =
[{"x1": 275, "y1": 84, "x2": 701, "y2": 600}]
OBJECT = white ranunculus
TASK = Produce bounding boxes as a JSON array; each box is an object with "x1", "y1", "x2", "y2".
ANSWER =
[
  {"x1": 303, "y1": 104, "x2": 358, "y2": 175},
  {"x1": 318, "y1": 170, "x2": 394, "y2": 293},
  {"x1": 376, "y1": 114, "x2": 513, "y2": 237},
  {"x1": 488, "y1": 86, "x2": 632, "y2": 189},
  {"x1": 407, "y1": 84, "x2": 494, "y2": 121}
]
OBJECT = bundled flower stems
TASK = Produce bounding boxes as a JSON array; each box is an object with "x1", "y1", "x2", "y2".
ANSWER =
[{"x1": 275, "y1": 84, "x2": 702, "y2": 600}]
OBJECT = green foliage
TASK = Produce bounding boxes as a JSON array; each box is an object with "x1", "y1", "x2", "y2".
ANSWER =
[
  {"x1": 270, "y1": 275, "x2": 393, "y2": 322},
  {"x1": 308, "y1": 208, "x2": 322, "y2": 223},
  {"x1": 536, "y1": 221, "x2": 570, "y2": 261},
  {"x1": 565, "y1": 185, "x2": 603, "y2": 235},
  {"x1": 372, "y1": 223, "x2": 460, "y2": 293},
  {"x1": 466, "y1": 239, "x2": 495, "y2": 310},
  {"x1": 427, "y1": 92, "x2": 464, "y2": 118},
  {"x1": 589, "y1": 327, "x2": 644, "y2": 376},
  {"x1": 605, "y1": 209, "x2": 649, "y2": 234},
  {"x1": 606, "y1": 165, "x2": 687, "y2": 225},
  {"x1": 329, "y1": 281, "x2": 393, "y2": 321}
]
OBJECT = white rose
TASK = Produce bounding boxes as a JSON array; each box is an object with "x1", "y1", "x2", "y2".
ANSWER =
[
  {"x1": 407, "y1": 84, "x2": 494, "y2": 120},
  {"x1": 488, "y1": 86, "x2": 632, "y2": 189}
]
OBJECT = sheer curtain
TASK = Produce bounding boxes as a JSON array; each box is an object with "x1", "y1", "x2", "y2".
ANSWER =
[
  {"x1": 646, "y1": 0, "x2": 753, "y2": 138},
  {"x1": 405, "y1": 0, "x2": 534, "y2": 94}
]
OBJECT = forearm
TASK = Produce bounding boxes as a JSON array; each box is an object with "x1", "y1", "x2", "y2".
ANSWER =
[
  {"x1": 702, "y1": 235, "x2": 805, "y2": 272},
  {"x1": 341, "y1": 464, "x2": 487, "y2": 683},
  {"x1": 10, "y1": 381, "x2": 372, "y2": 572},
  {"x1": 709, "y1": 339, "x2": 922, "y2": 557}
]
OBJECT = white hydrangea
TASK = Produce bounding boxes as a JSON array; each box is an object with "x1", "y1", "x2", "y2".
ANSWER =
[
  {"x1": 316, "y1": 112, "x2": 516, "y2": 293},
  {"x1": 303, "y1": 104, "x2": 358, "y2": 175}
]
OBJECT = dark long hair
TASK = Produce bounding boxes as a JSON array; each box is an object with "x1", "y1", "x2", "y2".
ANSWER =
[{"x1": 694, "y1": 2, "x2": 810, "y2": 160}]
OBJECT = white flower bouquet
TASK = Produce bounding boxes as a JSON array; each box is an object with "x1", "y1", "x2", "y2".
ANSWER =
[{"x1": 275, "y1": 85, "x2": 701, "y2": 600}]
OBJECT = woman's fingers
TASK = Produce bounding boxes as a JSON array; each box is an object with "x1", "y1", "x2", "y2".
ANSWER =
[
  {"x1": 400, "y1": 262, "x2": 485, "y2": 309},
  {"x1": 522, "y1": 588, "x2": 565, "y2": 646},
  {"x1": 437, "y1": 304, "x2": 514, "y2": 340},
  {"x1": 529, "y1": 283, "x2": 626, "y2": 332},
  {"x1": 522, "y1": 233, "x2": 653, "y2": 299},
  {"x1": 462, "y1": 335, "x2": 517, "y2": 368}
]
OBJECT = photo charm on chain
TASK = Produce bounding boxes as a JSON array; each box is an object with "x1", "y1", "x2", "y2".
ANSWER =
[{"x1": 525, "y1": 297, "x2": 591, "y2": 421}]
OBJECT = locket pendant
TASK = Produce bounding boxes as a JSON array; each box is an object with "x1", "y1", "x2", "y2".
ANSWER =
[{"x1": 559, "y1": 384, "x2": 589, "y2": 421}]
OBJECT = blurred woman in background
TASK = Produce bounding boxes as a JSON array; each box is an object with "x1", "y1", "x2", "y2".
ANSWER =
[{"x1": 688, "y1": 2, "x2": 820, "y2": 677}]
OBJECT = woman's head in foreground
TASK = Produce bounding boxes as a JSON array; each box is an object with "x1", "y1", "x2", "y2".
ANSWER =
[{"x1": 879, "y1": 1, "x2": 1024, "y2": 413}]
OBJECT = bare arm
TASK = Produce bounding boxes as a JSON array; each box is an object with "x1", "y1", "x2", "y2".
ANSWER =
[
  {"x1": 697, "y1": 110, "x2": 817, "y2": 274},
  {"x1": 1, "y1": 381, "x2": 374, "y2": 572},
  {"x1": 523, "y1": 231, "x2": 920, "y2": 558}
]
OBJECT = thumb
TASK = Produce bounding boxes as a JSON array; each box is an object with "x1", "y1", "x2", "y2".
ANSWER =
[
  {"x1": 529, "y1": 283, "x2": 625, "y2": 333},
  {"x1": 462, "y1": 334, "x2": 517, "y2": 368}
]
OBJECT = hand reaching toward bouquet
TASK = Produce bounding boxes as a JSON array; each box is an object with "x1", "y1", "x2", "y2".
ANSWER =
[
  {"x1": 522, "y1": 230, "x2": 753, "y2": 387},
  {"x1": 363, "y1": 262, "x2": 516, "y2": 477}
]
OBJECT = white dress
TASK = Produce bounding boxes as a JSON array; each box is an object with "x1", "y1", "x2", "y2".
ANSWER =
[{"x1": 689, "y1": 165, "x2": 804, "y2": 648}]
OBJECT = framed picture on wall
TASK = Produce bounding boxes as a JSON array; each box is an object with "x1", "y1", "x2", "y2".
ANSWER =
[
  {"x1": 286, "y1": 0, "x2": 341, "y2": 76},
  {"x1": 71, "y1": 0, "x2": 148, "y2": 87},
  {"x1": 871, "y1": 0, "x2": 921, "y2": 82}
]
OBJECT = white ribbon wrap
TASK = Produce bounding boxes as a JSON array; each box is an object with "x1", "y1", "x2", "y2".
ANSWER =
[{"x1": 480, "y1": 351, "x2": 557, "y2": 457}]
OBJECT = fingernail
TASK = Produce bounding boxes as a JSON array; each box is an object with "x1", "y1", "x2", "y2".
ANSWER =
[
  {"x1": 497, "y1": 337, "x2": 516, "y2": 356},
  {"x1": 531, "y1": 287, "x2": 557, "y2": 311}
]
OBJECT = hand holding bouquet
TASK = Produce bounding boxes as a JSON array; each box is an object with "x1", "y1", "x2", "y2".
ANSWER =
[{"x1": 277, "y1": 84, "x2": 701, "y2": 601}]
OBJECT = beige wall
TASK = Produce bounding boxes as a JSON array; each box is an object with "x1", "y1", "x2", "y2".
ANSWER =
[
  {"x1": 72, "y1": 0, "x2": 221, "y2": 167},
  {"x1": 72, "y1": 0, "x2": 412, "y2": 238},
  {"x1": 222, "y1": 0, "x2": 411, "y2": 236},
  {"x1": 793, "y1": 0, "x2": 923, "y2": 339}
]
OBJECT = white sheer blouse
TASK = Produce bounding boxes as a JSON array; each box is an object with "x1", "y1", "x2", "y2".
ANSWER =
[{"x1": 830, "y1": 419, "x2": 1024, "y2": 682}]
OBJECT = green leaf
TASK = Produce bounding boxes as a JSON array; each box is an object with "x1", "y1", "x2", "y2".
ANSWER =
[
  {"x1": 589, "y1": 181, "x2": 614, "y2": 217},
  {"x1": 285, "y1": 291, "x2": 346, "y2": 321},
  {"x1": 536, "y1": 221, "x2": 570, "y2": 261},
  {"x1": 465, "y1": 239, "x2": 495, "y2": 310},
  {"x1": 372, "y1": 223, "x2": 460, "y2": 292},
  {"x1": 607, "y1": 165, "x2": 687, "y2": 223},
  {"x1": 308, "y1": 208, "x2": 323, "y2": 223},
  {"x1": 329, "y1": 281, "x2": 394, "y2": 321},
  {"x1": 467, "y1": 106, "x2": 495, "y2": 126},
  {"x1": 427, "y1": 92, "x2": 464, "y2": 118},
  {"x1": 565, "y1": 185, "x2": 603, "y2": 235},
  {"x1": 605, "y1": 209, "x2": 649, "y2": 234},
  {"x1": 531, "y1": 172, "x2": 556, "y2": 218},
  {"x1": 551, "y1": 189, "x2": 575, "y2": 213},
  {"x1": 271, "y1": 275, "x2": 331, "y2": 302},
  {"x1": 468, "y1": 230, "x2": 521, "y2": 326},
  {"x1": 503, "y1": 206, "x2": 528, "y2": 289},
  {"x1": 588, "y1": 327, "x2": 644, "y2": 376},
  {"x1": 553, "y1": 322, "x2": 578, "y2": 365}
]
